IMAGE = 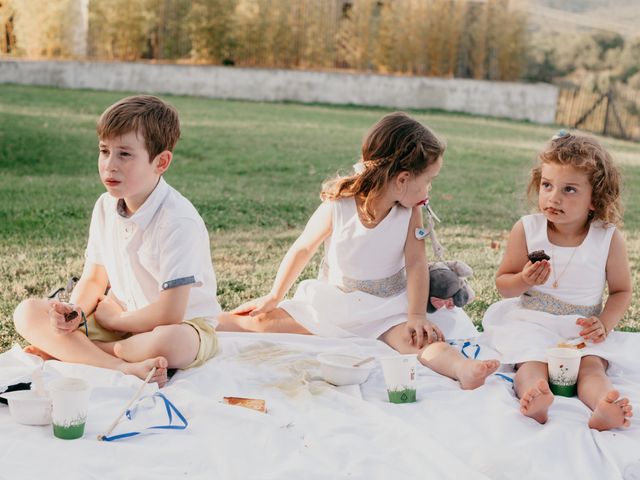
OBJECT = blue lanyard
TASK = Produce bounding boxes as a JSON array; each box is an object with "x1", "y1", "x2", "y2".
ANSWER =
[
  {"x1": 101, "y1": 392, "x2": 188, "y2": 442},
  {"x1": 449, "y1": 340, "x2": 480, "y2": 359},
  {"x1": 494, "y1": 373, "x2": 514, "y2": 383}
]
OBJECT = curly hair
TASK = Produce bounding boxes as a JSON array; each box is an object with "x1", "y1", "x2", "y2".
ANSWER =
[
  {"x1": 527, "y1": 132, "x2": 623, "y2": 226},
  {"x1": 321, "y1": 112, "x2": 445, "y2": 222}
]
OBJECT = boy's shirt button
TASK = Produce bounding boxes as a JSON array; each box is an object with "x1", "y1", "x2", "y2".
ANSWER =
[{"x1": 122, "y1": 223, "x2": 134, "y2": 238}]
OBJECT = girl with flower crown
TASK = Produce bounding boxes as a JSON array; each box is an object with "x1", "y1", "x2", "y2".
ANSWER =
[
  {"x1": 217, "y1": 112, "x2": 499, "y2": 389},
  {"x1": 481, "y1": 131, "x2": 633, "y2": 430}
]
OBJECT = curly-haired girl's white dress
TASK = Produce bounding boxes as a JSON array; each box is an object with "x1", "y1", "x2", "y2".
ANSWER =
[
  {"x1": 481, "y1": 213, "x2": 634, "y2": 370},
  {"x1": 279, "y1": 198, "x2": 477, "y2": 340}
]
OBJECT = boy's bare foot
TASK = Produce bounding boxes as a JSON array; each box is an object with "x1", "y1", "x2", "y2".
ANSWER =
[
  {"x1": 122, "y1": 357, "x2": 169, "y2": 387},
  {"x1": 588, "y1": 390, "x2": 633, "y2": 431},
  {"x1": 23, "y1": 345, "x2": 57, "y2": 361},
  {"x1": 520, "y1": 379, "x2": 554, "y2": 424},
  {"x1": 456, "y1": 359, "x2": 501, "y2": 390}
]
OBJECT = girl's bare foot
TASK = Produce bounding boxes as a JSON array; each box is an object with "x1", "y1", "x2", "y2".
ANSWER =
[
  {"x1": 456, "y1": 359, "x2": 501, "y2": 390},
  {"x1": 23, "y1": 345, "x2": 57, "y2": 361},
  {"x1": 520, "y1": 379, "x2": 554, "y2": 424},
  {"x1": 588, "y1": 390, "x2": 633, "y2": 431},
  {"x1": 122, "y1": 357, "x2": 169, "y2": 387}
]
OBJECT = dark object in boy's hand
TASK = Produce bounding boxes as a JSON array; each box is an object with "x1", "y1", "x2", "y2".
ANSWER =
[
  {"x1": 64, "y1": 310, "x2": 78, "y2": 322},
  {"x1": 528, "y1": 250, "x2": 550, "y2": 263}
]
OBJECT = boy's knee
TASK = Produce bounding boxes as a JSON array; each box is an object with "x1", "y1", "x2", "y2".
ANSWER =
[
  {"x1": 147, "y1": 324, "x2": 193, "y2": 355},
  {"x1": 13, "y1": 298, "x2": 44, "y2": 334},
  {"x1": 151, "y1": 324, "x2": 183, "y2": 340}
]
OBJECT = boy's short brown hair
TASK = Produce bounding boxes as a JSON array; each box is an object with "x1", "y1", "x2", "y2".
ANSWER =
[{"x1": 97, "y1": 95, "x2": 181, "y2": 161}]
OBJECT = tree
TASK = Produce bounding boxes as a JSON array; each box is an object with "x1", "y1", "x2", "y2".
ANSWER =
[
  {"x1": 11, "y1": 0, "x2": 81, "y2": 58},
  {"x1": 0, "y1": 0, "x2": 17, "y2": 54},
  {"x1": 89, "y1": 0, "x2": 156, "y2": 60},
  {"x1": 188, "y1": 0, "x2": 237, "y2": 63}
]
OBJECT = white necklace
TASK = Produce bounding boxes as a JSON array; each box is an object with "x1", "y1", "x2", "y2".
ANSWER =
[{"x1": 550, "y1": 243, "x2": 578, "y2": 288}]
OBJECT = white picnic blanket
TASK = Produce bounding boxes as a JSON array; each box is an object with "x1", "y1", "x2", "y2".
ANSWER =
[{"x1": 1, "y1": 331, "x2": 639, "y2": 480}]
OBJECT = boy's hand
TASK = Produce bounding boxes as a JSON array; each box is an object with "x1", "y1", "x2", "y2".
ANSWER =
[
  {"x1": 577, "y1": 316, "x2": 608, "y2": 343},
  {"x1": 48, "y1": 300, "x2": 83, "y2": 334},
  {"x1": 230, "y1": 294, "x2": 280, "y2": 317},
  {"x1": 406, "y1": 314, "x2": 443, "y2": 348},
  {"x1": 521, "y1": 260, "x2": 551, "y2": 286},
  {"x1": 94, "y1": 295, "x2": 126, "y2": 331}
]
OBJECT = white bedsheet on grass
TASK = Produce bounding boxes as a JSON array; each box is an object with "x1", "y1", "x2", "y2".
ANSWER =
[{"x1": 1, "y1": 331, "x2": 639, "y2": 479}]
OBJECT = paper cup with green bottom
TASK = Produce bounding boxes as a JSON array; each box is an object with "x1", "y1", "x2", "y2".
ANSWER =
[
  {"x1": 379, "y1": 354, "x2": 417, "y2": 403},
  {"x1": 50, "y1": 378, "x2": 91, "y2": 439},
  {"x1": 547, "y1": 347, "x2": 582, "y2": 397}
]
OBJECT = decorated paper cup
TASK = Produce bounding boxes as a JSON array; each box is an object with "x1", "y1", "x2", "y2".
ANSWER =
[
  {"x1": 547, "y1": 347, "x2": 582, "y2": 397},
  {"x1": 379, "y1": 355, "x2": 417, "y2": 403},
  {"x1": 49, "y1": 377, "x2": 91, "y2": 440}
]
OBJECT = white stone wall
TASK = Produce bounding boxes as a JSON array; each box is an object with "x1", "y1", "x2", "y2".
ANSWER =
[{"x1": 0, "y1": 59, "x2": 558, "y2": 123}]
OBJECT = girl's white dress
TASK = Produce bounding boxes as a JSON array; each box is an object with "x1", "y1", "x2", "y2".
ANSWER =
[
  {"x1": 279, "y1": 198, "x2": 478, "y2": 340},
  {"x1": 481, "y1": 213, "x2": 633, "y2": 369}
]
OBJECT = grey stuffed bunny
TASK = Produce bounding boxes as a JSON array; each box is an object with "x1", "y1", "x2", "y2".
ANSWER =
[{"x1": 427, "y1": 261, "x2": 475, "y2": 313}]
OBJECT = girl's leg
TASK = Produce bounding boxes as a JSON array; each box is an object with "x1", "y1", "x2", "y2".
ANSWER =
[
  {"x1": 216, "y1": 309, "x2": 311, "y2": 335},
  {"x1": 578, "y1": 355, "x2": 633, "y2": 431},
  {"x1": 379, "y1": 324, "x2": 499, "y2": 390},
  {"x1": 14, "y1": 298, "x2": 168, "y2": 385},
  {"x1": 112, "y1": 324, "x2": 200, "y2": 369},
  {"x1": 514, "y1": 361, "x2": 553, "y2": 424}
]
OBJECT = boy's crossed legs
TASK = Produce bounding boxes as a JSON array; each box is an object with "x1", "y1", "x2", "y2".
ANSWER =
[
  {"x1": 515, "y1": 356, "x2": 633, "y2": 430},
  {"x1": 14, "y1": 298, "x2": 200, "y2": 387}
]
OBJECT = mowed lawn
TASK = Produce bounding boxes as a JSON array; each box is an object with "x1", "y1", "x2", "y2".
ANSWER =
[{"x1": 1, "y1": 84, "x2": 639, "y2": 351}]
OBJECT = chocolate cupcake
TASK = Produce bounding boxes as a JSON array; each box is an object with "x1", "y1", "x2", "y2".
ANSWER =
[{"x1": 528, "y1": 250, "x2": 550, "y2": 263}]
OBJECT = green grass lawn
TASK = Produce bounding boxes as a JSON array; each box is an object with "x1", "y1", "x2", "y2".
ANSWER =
[{"x1": 1, "y1": 84, "x2": 639, "y2": 351}]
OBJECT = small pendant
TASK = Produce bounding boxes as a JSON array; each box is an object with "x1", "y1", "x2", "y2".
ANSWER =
[{"x1": 552, "y1": 281, "x2": 558, "y2": 288}]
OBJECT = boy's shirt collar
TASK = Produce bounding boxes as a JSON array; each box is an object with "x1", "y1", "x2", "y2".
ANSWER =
[{"x1": 116, "y1": 178, "x2": 170, "y2": 230}]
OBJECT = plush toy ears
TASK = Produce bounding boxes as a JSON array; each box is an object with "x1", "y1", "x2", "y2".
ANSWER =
[
  {"x1": 461, "y1": 279, "x2": 475, "y2": 304},
  {"x1": 444, "y1": 260, "x2": 473, "y2": 278}
]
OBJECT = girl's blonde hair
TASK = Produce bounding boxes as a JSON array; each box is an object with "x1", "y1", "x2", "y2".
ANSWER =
[
  {"x1": 321, "y1": 112, "x2": 445, "y2": 221},
  {"x1": 527, "y1": 132, "x2": 623, "y2": 226}
]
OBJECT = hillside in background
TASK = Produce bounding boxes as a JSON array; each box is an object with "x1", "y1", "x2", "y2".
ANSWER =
[{"x1": 525, "y1": 0, "x2": 639, "y2": 37}]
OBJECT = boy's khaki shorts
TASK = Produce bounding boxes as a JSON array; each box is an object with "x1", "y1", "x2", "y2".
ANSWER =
[{"x1": 80, "y1": 314, "x2": 218, "y2": 369}]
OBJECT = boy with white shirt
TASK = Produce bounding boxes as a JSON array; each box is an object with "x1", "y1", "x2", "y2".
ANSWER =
[{"x1": 13, "y1": 95, "x2": 220, "y2": 386}]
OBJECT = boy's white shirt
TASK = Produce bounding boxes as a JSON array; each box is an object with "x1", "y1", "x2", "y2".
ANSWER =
[{"x1": 85, "y1": 177, "x2": 221, "y2": 326}]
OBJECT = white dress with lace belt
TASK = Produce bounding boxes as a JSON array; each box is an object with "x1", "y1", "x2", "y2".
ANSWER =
[
  {"x1": 481, "y1": 214, "x2": 634, "y2": 370},
  {"x1": 279, "y1": 198, "x2": 477, "y2": 340}
]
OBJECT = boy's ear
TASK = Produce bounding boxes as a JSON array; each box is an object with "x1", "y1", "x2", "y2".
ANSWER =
[{"x1": 154, "y1": 150, "x2": 173, "y2": 175}]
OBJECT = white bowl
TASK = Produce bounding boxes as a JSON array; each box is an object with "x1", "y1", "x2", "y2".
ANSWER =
[
  {"x1": 317, "y1": 353, "x2": 375, "y2": 386},
  {"x1": 0, "y1": 390, "x2": 52, "y2": 425}
]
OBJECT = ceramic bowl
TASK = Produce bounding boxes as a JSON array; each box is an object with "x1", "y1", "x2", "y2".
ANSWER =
[
  {"x1": 0, "y1": 390, "x2": 52, "y2": 425},
  {"x1": 317, "y1": 353, "x2": 375, "y2": 386}
]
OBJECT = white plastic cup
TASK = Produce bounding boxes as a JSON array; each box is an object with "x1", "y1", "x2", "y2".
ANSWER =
[
  {"x1": 49, "y1": 377, "x2": 91, "y2": 440},
  {"x1": 547, "y1": 347, "x2": 582, "y2": 397},
  {"x1": 379, "y1": 354, "x2": 417, "y2": 403}
]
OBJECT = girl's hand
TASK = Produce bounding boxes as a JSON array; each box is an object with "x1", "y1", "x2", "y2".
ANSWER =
[
  {"x1": 94, "y1": 295, "x2": 126, "y2": 331},
  {"x1": 521, "y1": 260, "x2": 551, "y2": 286},
  {"x1": 231, "y1": 294, "x2": 280, "y2": 317},
  {"x1": 406, "y1": 314, "x2": 443, "y2": 348},
  {"x1": 577, "y1": 316, "x2": 608, "y2": 343},
  {"x1": 47, "y1": 300, "x2": 83, "y2": 334}
]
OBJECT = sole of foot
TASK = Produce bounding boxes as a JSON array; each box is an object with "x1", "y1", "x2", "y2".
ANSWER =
[
  {"x1": 589, "y1": 390, "x2": 633, "y2": 431},
  {"x1": 520, "y1": 378, "x2": 554, "y2": 424}
]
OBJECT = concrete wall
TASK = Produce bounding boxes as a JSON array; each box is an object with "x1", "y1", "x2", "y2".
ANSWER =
[{"x1": 0, "y1": 59, "x2": 558, "y2": 123}]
